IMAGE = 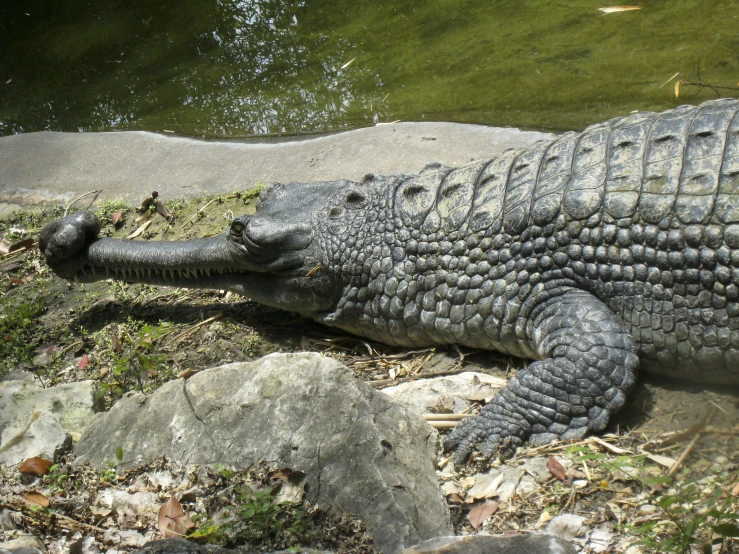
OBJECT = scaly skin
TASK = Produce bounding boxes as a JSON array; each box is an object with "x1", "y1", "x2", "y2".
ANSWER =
[{"x1": 41, "y1": 99, "x2": 739, "y2": 463}]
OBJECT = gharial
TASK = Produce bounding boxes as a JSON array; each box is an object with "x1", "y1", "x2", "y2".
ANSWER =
[{"x1": 41, "y1": 99, "x2": 739, "y2": 463}]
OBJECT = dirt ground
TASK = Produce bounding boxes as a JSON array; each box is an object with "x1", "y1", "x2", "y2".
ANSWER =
[{"x1": 2, "y1": 193, "x2": 739, "y2": 554}]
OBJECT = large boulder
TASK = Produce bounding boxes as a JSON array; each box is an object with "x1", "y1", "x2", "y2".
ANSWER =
[
  {"x1": 0, "y1": 373, "x2": 101, "y2": 466},
  {"x1": 74, "y1": 353, "x2": 452, "y2": 554}
]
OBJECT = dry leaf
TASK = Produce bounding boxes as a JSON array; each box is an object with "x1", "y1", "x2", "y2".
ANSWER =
[
  {"x1": 460, "y1": 476, "x2": 477, "y2": 491},
  {"x1": 447, "y1": 493, "x2": 465, "y2": 503},
  {"x1": 78, "y1": 354, "x2": 89, "y2": 370},
  {"x1": 70, "y1": 432, "x2": 82, "y2": 442},
  {"x1": 539, "y1": 510, "x2": 554, "y2": 525},
  {"x1": 0, "y1": 262, "x2": 20, "y2": 272},
  {"x1": 732, "y1": 482, "x2": 739, "y2": 496},
  {"x1": 645, "y1": 452, "x2": 676, "y2": 469},
  {"x1": 340, "y1": 57, "x2": 356, "y2": 69},
  {"x1": 111, "y1": 211, "x2": 124, "y2": 226},
  {"x1": 548, "y1": 457, "x2": 567, "y2": 482},
  {"x1": 134, "y1": 211, "x2": 151, "y2": 225},
  {"x1": 599, "y1": 6, "x2": 641, "y2": 13},
  {"x1": 467, "y1": 500, "x2": 498, "y2": 529},
  {"x1": 127, "y1": 220, "x2": 152, "y2": 239},
  {"x1": 19, "y1": 457, "x2": 53, "y2": 475},
  {"x1": 268, "y1": 468, "x2": 295, "y2": 481},
  {"x1": 441, "y1": 480, "x2": 462, "y2": 496},
  {"x1": 177, "y1": 369, "x2": 199, "y2": 379},
  {"x1": 675, "y1": 80, "x2": 681, "y2": 98},
  {"x1": 21, "y1": 491, "x2": 50, "y2": 508},
  {"x1": 138, "y1": 192, "x2": 159, "y2": 213},
  {"x1": 155, "y1": 200, "x2": 174, "y2": 222},
  {"x1": 158, "y1": 497, "x2": 194, "y2": 538},
  {"x1": 96, "y1": 367, "x2": 109, "y2": 379},
  {"x1": 0, "y1": 237, "x2": 34, "y2": 255},
  {"x1": 468, "y1": 472, "x2": 505, "y2": 501},
  {"x1": 112, "y1": 333, "x2": 123, "y2": 354},
  {"x1": 274, "y1": 471, "x2": 307, "y2": 504}
]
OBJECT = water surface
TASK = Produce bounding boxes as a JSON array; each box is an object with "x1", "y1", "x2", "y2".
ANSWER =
[{"x1": 1, "y1": 0, "x2": 737, "y2": 137}]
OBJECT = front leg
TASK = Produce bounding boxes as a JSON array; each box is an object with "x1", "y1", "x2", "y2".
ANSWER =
[{"x1": 445, "y1": 289, "x2": 639, "y2": 463}]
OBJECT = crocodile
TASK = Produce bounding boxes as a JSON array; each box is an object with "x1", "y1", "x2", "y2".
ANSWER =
[{"x1": 40, "y1": 99, "x2": 739, "y2": 463}]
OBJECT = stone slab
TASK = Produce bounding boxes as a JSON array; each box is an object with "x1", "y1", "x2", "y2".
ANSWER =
[{"x1": 0, "y1": 124, "x2": 553, "y2": 210}]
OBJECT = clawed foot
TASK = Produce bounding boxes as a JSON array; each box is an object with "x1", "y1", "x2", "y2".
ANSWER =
[
  {"x1": 39, "y1": 211, "x2": 101, "y2": 280},
  {"x1": 443, "y1": 389, "x2": 530, "y2": 465}
]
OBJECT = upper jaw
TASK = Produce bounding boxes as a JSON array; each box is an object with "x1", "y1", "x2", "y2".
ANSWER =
[{"x1": 64, "y1": 232, "x2": 319, "y2": 287}]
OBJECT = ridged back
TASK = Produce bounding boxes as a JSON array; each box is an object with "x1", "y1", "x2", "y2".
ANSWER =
[{"x1": 393, "y1": 99, "x2": 739, "y2": 237}]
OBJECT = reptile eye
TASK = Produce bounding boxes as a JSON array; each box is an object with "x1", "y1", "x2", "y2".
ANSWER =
[{"x1": 231, "y1": 221, "x2": 244, "y2": 233}]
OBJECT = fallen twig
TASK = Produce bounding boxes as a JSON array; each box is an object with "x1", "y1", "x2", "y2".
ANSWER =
[
  {"x1": 167, "y1": 313, "x2": 223, "y2": 344},
  {"x1": 423, "y1": 414, "x2": 474, "y2": 421},
  {"x1": 367, "y1": 367, "x2": 478, "y2": 388},
  {"x1": 428, "y1": 421, "x2": 458, "y2": 430},
  {"x1": 182, "y1": 198, "x2": 219, "y2": 229},
  {"x1": 2, "y1": 498, "x2": 104, "y2": 538},
  {"x1": 668, "y1": 407, "x2": 718, "y2": 477},
  {"x1": 64, "y1": 189, "x2": 103, "y2": 217}
]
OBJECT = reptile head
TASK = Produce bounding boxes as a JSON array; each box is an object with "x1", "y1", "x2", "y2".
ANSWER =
[{"x1": 40, "y1": 177, "x2": 392, "y2": 315}]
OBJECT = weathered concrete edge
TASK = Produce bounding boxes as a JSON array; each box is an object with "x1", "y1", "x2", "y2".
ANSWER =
[{"x1": 0, "y1": 123, "x2": 554, "y2": 213}]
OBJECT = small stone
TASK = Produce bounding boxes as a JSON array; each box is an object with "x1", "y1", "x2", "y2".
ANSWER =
[
  {"x1": 0, "y1": 534, "x2": 46, "y2": 553},
  {"x1": 638, "y1": 504, "x2": 657, "y2": 515},
  {"x1": 545, "y1": 513, "x2": 587, "y2": 541}
]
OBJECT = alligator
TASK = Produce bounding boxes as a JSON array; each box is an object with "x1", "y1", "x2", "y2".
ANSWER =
[{"x1": 40, "y1": 99, "x2": 739, "y2": 463}]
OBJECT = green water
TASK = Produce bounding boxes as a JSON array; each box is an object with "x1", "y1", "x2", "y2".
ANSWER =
[{"x1": 1, "y1": 0, "x2": 738, "y2": 138}]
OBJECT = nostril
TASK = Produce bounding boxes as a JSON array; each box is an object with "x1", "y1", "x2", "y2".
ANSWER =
[{"x1": 230, "y1": 217, "x2": 249, "y2": 234}]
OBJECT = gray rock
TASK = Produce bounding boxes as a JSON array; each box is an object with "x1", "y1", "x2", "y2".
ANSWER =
[
  {"x1": 0, "y1": 409, "x2": 71, "y2": 466},
  {"x1": 0, "y1": 509, "x2": 19, "y2": 531},
  {"x1": 127, "y1": 539, "x2": 238, "y2": 554},
  {"x1": 0, "y1": 378, "x2": 100, "y2": 466},
  {"x1": 0, "y1": 534, "x2": 46, "y2": 554},
  {"x1": 400, "y1": 534, "x2": 577, "y2": 554},
  {"x1": 381, "y1": 372, "x2": 505, "y2": 415},
  {"x1": 129, "y1": 540, "x2": 333, "y2": 554},
  {"x1": 74, "y1": 353, "x2": 452, "y2": 554}
]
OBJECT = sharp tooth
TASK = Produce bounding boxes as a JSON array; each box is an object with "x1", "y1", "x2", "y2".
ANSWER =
[
  {"x1": 91, "y1": 266, "x2": 96, "y2": 276},
  {"x1": 105, "y1": 267, "x2": 110, "y2": 277},
  {"x1": 206, "y1": 268, "x2": 212, "y2": 277}
]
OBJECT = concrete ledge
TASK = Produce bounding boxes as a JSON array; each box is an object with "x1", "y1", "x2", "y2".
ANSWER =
[{"x1": 0, "y1": 123, "x2": 554, "y2": 208}]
